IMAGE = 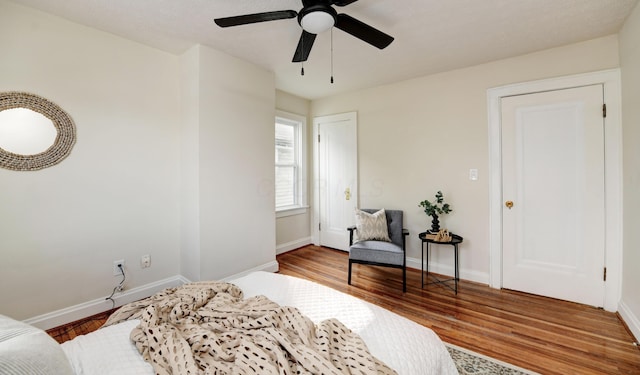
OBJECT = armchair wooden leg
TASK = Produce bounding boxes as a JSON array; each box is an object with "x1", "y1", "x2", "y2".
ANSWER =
[
  {"x1": 348, "y1": 260, "x2": 352, "y2": 285},
  {"x1": 403, "y1": 267, "x2": 407, "y2": 293}
]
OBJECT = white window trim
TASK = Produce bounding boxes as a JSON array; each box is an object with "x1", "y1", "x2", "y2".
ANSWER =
[
  {"x1": 276, "y1": 205, "x2": 310, "y2": 218},
  {"x1": 275, "y1": 110, "x2": 307, "y2": 217}
]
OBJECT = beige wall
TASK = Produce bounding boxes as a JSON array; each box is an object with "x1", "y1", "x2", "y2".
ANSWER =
[
  {"x1": 275, "y1": 90, "x2": 313, "y2": 253},
  {"x1": 0, "y1": 1, "x2": 181, "y2": 319},
  {"x1": 0, "y1": 1, "x2": 278, "y2": 323},
  {"x1": 311, "y1": 35, "x2": 620, "y2": 283},
  {"x1": 196, "y1": 45, "x2": 276, "y2": 280},
  {"x1": 179, "y1": 45, "x2": 201, "y2": 282},
  {"x1": 619, "y1": 2, "x2": 640, "y2": 341},
  {"x1": 180, "y1": 44, "x2": 278, "y2": 281}
]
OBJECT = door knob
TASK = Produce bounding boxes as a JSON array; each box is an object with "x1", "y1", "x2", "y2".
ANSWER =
[
  {"x1": 505, "y1": 200, "x2": 514, "y2": 209},
  {"x1": 344, "y1": 187, "x2": 351, "y2": 201}
]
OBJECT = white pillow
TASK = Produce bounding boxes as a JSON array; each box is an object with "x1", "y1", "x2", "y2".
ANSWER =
[
  {"x1": 0, "y1": 315, "x2": 74, "y2": 375},
  {"x1": 61, "y1": 319, "x2": 154, "y2": 375},
  {"x1": 354, "y1": 208, "x2": 391, "y2": 243}
]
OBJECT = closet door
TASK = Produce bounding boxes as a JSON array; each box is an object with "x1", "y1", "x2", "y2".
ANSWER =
[{"x1": 501, "y1": 85, "x2": 605, "y2": 307}]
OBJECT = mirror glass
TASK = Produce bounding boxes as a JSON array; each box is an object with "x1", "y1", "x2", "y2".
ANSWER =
[{"x1": 0, "y1": 108, "x2": 57, "y2": 155}]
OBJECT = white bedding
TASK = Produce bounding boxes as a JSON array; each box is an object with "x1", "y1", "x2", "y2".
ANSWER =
[{"x1": 61, "y1": 272, "x2": 458, "y2": 375}]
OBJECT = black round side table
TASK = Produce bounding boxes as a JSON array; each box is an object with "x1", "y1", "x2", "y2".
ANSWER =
[{"x1": 419, "y1": 232, "x2": 463, "y2": 294}]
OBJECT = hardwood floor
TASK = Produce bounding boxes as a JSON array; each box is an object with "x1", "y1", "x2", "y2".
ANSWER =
[
  {"x1": 47, "y1": 308, "x2": 117, "y2": 344},
  {"x1": 48, "y1": 245, "x2": 640, "y2": 374},
  {"x1": 277, "y1": 246, "x2": 640, "y2": 375}
]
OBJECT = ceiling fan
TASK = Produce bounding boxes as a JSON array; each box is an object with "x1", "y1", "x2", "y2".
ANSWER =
[{"x1": 214, "y1": 0, "x2": 394, "y2": 63}]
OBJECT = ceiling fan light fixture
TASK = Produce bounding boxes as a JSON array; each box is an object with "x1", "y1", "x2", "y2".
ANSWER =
[{"x1": 301, "y1": 10, "x2": 335, "y2": 34}]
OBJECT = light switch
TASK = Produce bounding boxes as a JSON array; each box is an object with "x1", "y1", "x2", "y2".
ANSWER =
[{"x1": 469, "y1": 168, "x2": 478, "y2": 181}]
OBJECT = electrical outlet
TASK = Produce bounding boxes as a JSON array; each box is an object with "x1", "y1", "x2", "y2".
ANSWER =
[
  {"x1": 141, "y1": 254, "x2": 151, "y2": 268},
  {"x1": 113, "y1": 259, "x2": 125, "y2": 276}
]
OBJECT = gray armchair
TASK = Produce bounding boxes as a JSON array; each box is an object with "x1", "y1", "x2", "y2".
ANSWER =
[{"x1": 347, "y1": 209, "x2": 409, "y2": 292}]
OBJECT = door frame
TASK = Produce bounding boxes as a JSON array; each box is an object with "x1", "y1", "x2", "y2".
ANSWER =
[
  {"x1": 312, "y1": 111, "x2": 358, "y2": 247},
  {"x1": 487, "y1": 69, "x2": 622, "y2": 312}
]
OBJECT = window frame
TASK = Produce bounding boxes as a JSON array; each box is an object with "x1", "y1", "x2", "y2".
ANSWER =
[{"x1": 275, "y1": 110, "x2": 308, "y2": 217}]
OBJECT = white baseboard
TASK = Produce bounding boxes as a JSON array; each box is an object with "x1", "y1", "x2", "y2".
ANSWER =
[
  {"x1": 24, "y1": 260, "x2": 281, "y2": 331},
  {"x1": 406, "y1": 256, "x2": 489, "y2": 285},
  {"x1": 25, "y1": 276, "x2": 187, "y2": 331},
  {"x1": 276, "y1": 238, "x2": 312, "y2": 255},
  {"x1": 618, "y1": 300, "x2": 640, "y2": 344},
  {"x1": 22, "y1": 255, "x2": 489, "y2": 331}
]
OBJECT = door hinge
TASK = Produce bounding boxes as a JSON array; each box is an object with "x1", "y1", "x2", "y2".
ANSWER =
[
  {"x1": 603, "y1": 267, "x2": 607, "y2": 282},
  {"x1": 318, "y1": 134, "x2": 320, "y2": 142},
  {"x1": 319, "y1": 223, "x2": 321, "y2": 231},
  {"x1": 603, "y1": 103, "x2": 607, "y2": 118}
]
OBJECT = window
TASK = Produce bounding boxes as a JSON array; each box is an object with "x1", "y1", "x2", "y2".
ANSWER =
[{"x1": 275, "y1": 111, "x2": 307, "y2": 216}]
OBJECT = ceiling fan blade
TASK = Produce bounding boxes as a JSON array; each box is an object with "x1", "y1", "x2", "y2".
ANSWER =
[
  {"x1": 214, "y1": 10, "x2": 297, "y2": 28},
  {"x1": 331, "y1": 0, "x2": 359, "y2": 6},
  {"x1": 292, "y1": 31, "x2": 317, "y2": 62},
  {"x1": 335, "y1": 13, "x2": 394, "y2": 49}
]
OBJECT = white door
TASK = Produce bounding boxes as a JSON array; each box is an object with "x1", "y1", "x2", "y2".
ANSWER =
[
  {"x1": 501, "y1": 85, "x2": 605, "y2": 307},
  {"x1": 314, "y1": 112, "x2": 357, "y2": 251}
]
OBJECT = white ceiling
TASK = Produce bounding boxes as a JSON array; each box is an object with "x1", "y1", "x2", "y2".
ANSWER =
[{"x1": 8, "y1": 0, "x2": 638, "y2": 99}]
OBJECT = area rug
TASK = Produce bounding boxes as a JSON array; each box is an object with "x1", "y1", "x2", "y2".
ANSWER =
[{"x1": 446, "y1": 343, "x2": 540, "y2": 375}]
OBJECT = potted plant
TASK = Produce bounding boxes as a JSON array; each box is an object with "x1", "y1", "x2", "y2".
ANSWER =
[{"x1": 419, "y1": 191, "x2": 452, "y2": 232}]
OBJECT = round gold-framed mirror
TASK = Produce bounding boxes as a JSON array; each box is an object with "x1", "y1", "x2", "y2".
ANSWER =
[{"x1": 0, "y1": 92, "x2": 76, "y2": 171}]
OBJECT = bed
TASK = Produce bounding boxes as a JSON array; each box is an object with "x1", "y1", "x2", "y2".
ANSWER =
[{"x1": 3, "y1": 272, "x2": 458, "y2": 374}]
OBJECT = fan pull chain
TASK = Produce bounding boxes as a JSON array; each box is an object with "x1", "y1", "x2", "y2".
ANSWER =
[
  {"x1": 300, "y1": 32, "x2": 305, "y2": 76},
  {"x1": 330, "y1": 28, "x2": 334, "y2": 84}
]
